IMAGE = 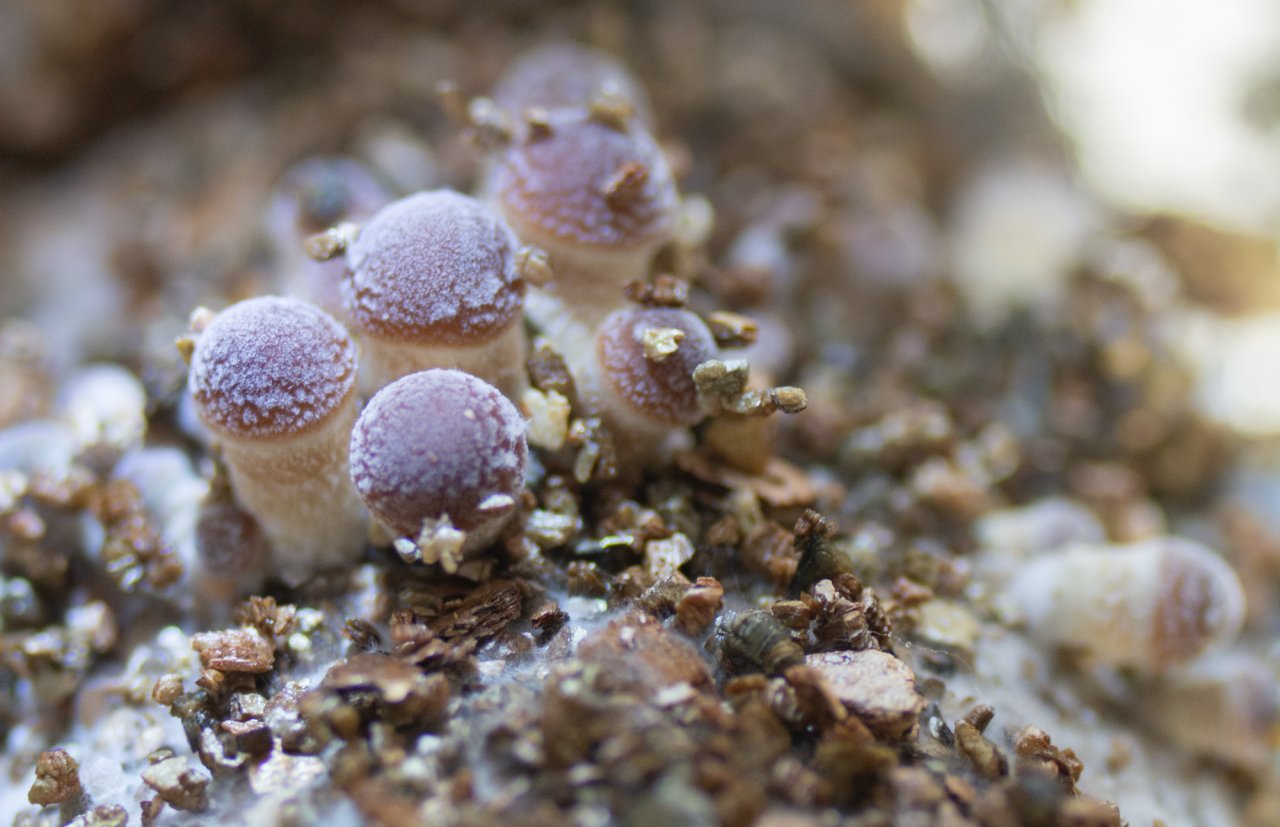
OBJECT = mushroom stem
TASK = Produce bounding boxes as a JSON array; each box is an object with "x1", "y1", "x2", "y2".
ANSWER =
[
  {"x1": 215, "y1": 398, "x2": 366, "y2": 584},
  {"x1": 357, "y1": 314, "x2": 528, "y2": 400},
  {"x1": 518, "y1": 237, "x2": 658, "y2": 329}
]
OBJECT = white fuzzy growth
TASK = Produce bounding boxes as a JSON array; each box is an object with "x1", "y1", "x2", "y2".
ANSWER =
[
  {"x1": 59, "y1": 363, "x2": 147, "y2": 451},
  {"x1": 113, "y1": 447, "x2": 209, "y2": 571}
]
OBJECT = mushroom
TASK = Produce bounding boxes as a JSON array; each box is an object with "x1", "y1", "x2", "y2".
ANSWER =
[
  {"x1": 342, "y1": 190, "x2": 527, "y2": 398},
  {"x1": 568, "y1": 306, "x2": 717, "y2": 468},
  {"x1": 490, "y1": 111, "x2": 679, "y2": 329},
  {"x1": 1002, "y1": 536, "x2": 1245, "y2": 670},
  {"x1": 492, "y1": 41, "x2": 654, "y2": 128},
  {"x1": 187, "y1": 296, "x2": 366, "y2": 585},
  {"x1": 349, "y1": 369, "x2": 527, "y2": 573}
]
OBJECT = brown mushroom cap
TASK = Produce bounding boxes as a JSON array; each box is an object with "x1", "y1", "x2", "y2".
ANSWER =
[
  {"x1": 349, "y1": 369, "x2": 528, "y2": 538},
  {"x1": 190, "y1": 296, "x2": 357, "y2": 440},
  {"x1": 492, "y1": 41, "x2": 654, "y2": 127},
  {"x1": 597, "y1": 307, "x2": 716, "y2": 426},
  {"x1": 1152, "y1": 538, "x2": 1247, "y2": 665},
  {"x1": 492, "y1": 113, "x2": 677, "y2": 251},
  {"x1": 344, "y1": 191, "x2": 524, "y2": 347}
]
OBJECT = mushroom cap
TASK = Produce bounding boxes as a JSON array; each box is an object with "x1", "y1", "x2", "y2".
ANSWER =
[
  {"x1": 344, "y1": 190, "x2": 524, "y2": 347},
  {"x1": 270, "y1": 156, "x2": 391, "y2": 238},
  {"x1": 493, "y1": 41, "x2": 654, "y2": 127},
  {"x1": 349, "y1": 369, "x2": 528, "y2": 538},
  {"x1": 597, "y1": 307, "x2": 717, "y2": 426},
  {"x1": 1151, "y1": 537, "x2": 1246, "y2": 665},
  {"x1": 196, "y1": 499, "x2": 270, "y2": 580},
  {"x1": 190, "y1": 297, "x2": 357, "y2": 440},
  {"x1": 492, "y1": 113, "x2": 678, "y2": 251}
]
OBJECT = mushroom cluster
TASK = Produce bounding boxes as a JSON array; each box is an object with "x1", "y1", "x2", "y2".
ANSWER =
[
  {"x1": 182, "y1": 43, "x2": 804, "y2": 587},
  {"x1": 486, "y1": 45, "x2": 803, "y2": 469}
]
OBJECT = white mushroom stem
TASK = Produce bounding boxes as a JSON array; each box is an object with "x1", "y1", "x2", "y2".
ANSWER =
[
  {"x1": 215, "y1": 395, "x2": 366, "y2": 586},
  {"x1": 521, "y1": 240, "x2": 657, "y2": 328},
  {"x1": 358, "y1": 321, "x2": 527, "y2": 401}
]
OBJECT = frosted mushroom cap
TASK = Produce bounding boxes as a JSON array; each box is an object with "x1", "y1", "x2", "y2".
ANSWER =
[
  {"x1": 492, "y1": 113, "x2": 678, "y2": 251},
  {"x1": 189, "y1": 297, "x2": 357, "y2": 440},
  {"x1": 349, "y1": 369, "x2": 528, "y2": 538},
  {"x1": 343, "y1": 190, "x2": 524, "y2": 347},
  {"x1": 493, "y1": 41, "x2": 654, "y2": 127},
  {"x1": 597, "y1": 307, "x2": 717, "y2": 426}
]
